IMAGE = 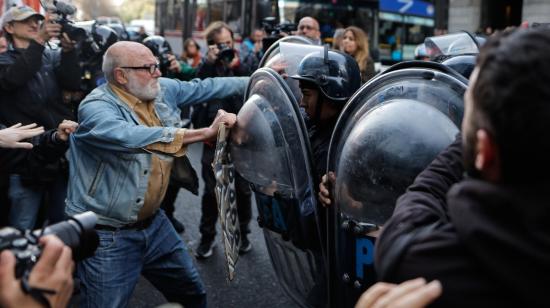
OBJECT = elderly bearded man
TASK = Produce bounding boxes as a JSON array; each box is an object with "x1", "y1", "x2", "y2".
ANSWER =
[{"x1": 65, "y1": 41, "x2": 247, "y2": 308}]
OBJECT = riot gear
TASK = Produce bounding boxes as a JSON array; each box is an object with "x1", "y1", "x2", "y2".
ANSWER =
[
  {"x1": 442, "y1": 54, "x2": 477, "y2": 79},
  {"x1": 80, "y1": 25, "x2": 118, "y2": 60},
  {"x1": 143, "y1": 35, "x2": 173, "y2": 75},
  {"x1": 291, "y1": 48, "x2": 361, "y2": 103},
  {"x1": 325, "y1": 60, "x2": 467, "y2": 307}
]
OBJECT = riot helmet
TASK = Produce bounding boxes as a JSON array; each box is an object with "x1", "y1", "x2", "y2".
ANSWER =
[
  {"x1": 91, "y1": 25, "x2": 118, "y2": 53},
  {"x1": 143, "y1": 36, "x2": 173, "y2": 75},
  {"x1": 442, "y1": 54, "x2": 477, "y2": 79},
  {"x1": 80, "y1": 24, "x2": 119, "y2": 61},
  {"x1": 291, "y1": 47, "x2": 361, "y2": 104},
  {"x1": 414, "y1": 43, "x2": 429, "y2": 60},
  {"x1": 143, "y1": 35, "x2": 173, "y2": 58}
]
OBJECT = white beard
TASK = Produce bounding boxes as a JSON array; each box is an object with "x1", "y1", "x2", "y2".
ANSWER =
[{"x1": 127, "y1": 76, "x2": 160, "y2": 101}]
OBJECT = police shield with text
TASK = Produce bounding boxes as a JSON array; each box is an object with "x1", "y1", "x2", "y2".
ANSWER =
[{"x1": 228, "y1": 33, "x2": 475, "y2": 307}]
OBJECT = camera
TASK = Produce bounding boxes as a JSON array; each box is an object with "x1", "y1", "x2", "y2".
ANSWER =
[
  {"x1": 143, "y1": 35, "x2": 174, "y2": 76},
  {"x1": 217, "y1": 43, "x2": 236, "y2": 63},
  {"x1": 42, "y1": 0, "x2": 87, "y2": 42},
  {"x1": 0, "y1": 212, "x2": 99, "y2": 278},
  {"x1": 261, "y1": 17, "x2": 297, "y2": 52}
]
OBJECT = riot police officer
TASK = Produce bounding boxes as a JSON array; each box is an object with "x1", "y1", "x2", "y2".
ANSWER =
[{"x1": 290, "y1": 48, "x2": 361, "y2": 179}]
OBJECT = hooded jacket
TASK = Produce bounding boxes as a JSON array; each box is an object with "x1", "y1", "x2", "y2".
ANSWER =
[{"x1": 375, "y1": 137, "x2": 550, "y2": 307}]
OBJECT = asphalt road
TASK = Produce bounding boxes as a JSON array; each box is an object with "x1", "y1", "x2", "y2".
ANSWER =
[{"x1": 127, "y1": 142, "x2": 299, "y2": 308}]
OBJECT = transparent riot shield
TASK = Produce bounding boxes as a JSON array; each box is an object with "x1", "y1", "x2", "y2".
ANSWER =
[
  {"x1": 230, "y1": 68, "x2": 326, "y2": 307},
  {"x1": 259, "y1": 37, "x2": 315, "y2": 104},
  {"x1": 326, "y1": 61, "x2": 468, "y2": 307}
]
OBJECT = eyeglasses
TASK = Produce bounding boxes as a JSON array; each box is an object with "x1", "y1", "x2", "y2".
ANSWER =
[{"x1": 119, "y1": 62, "x2": 160, "y2": 75}]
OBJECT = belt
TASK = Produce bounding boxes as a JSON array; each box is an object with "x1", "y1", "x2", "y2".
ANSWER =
[{"x1": 95, "y1": 211, "x2": 158, "y2": 231}]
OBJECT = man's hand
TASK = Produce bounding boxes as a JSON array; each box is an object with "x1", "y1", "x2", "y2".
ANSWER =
[
  {"x1": 55, "y1": 120, "x2": 78, "y2": 142},
  {"x1": 0, "y1": 235, "x2": 74, "y2": 308},
  {"x1": 36, "y1": 15, "x2": 62, "y2": 45},
  {"x1": 355, "y1": 278, "x2": 442, "y2": 308},
  {"x1": 168, "y1": 54, "x2": 181, "y2": 73},
  {"x1": 206, "y1": 45, "x2": 220, "y2": 64},
  {"x1": 319, "y1": 172, "x2": 336, "y2": 207},
  {"x1": 0, "y1": 123, "x2": 44, "y2": 149},
  {"x1": 205, "y1": 109, "x2": 237, "y2": 141},
  {"x1": 59, "y1": 33, "x2": 76, "y2": 53}
]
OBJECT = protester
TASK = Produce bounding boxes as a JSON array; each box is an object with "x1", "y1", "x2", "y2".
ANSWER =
[
  {"x1": 373, "y1": 28, "x2": 550, "y2": 306},
  {"x1": 342, "y1": 26, "x2": 375, "y2": 83},
  {"x1": 355, "y1": 278, "x2": 442, "y2": 308},
  {"x1": 0, "y1": 5, "x2": 81, "y2": 230},
  {"x1": 297, "y1": 16, "x2": 321, "y2": 44},
  {"x1": 193, "y1": 21, "x2": 256, "y2": 258},
  {"x1": 66, "y1": 41, "x2": 247, "y2": 308},
  {"x1": 0, "y1": 235, "x2": 74, "y2": 308}
]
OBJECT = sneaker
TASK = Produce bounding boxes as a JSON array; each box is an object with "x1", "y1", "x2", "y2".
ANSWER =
[
  {"x1": 239, "y1": 236, "x2": 252, "y2": 254},
  {"x1": 168, "y1": 216, "x2": 185, "y2": 233},
  {"x1": 195, "y1": 239, "x2": 215, "y2": 259}
]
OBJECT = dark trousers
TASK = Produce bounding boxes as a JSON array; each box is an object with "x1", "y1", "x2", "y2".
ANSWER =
[
  {"x1": 199, "y1": 144, "x2": 252, "y2": 242},
  {"x1": 160, "y1": 182, "x2": 180, "y2": 218}
]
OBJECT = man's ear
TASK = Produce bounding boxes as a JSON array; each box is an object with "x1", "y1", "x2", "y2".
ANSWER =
[
  {"x1": 114, "y1": 68, "x2": 127, "y2": 85},
  {"x1": 3, "y1": 24, "x2": 14, "y2": 35},
  {"x1": 475, "y1": 129, "x2": 501, "y2": 181}
]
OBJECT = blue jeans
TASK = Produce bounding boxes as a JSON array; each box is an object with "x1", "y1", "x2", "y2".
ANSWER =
[
  {"x1": 8, "y1": 174, "x2": 67, "y2": 230},
  {"x1": 77, "y1": 210, "x2": 206, "y2": 308}
]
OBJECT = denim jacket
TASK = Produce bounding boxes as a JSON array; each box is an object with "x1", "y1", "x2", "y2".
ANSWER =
[{"x1": 65, "y1": 76, "x2": 249, "y2": 227}]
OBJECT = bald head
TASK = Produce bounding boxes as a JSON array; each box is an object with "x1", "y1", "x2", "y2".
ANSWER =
[
  {"x1": 103, "y1": 41, "x2": 155, "y2": 85},
  {"x1": 298, "y1": 17, "x2": 321, "y2": 43}
]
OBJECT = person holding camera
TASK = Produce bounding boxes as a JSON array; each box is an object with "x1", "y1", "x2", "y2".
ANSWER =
[
  {"x1": 0, "y1": 5, "x2": 81, "y2": 230},
  {"x1": 0, "y1": 235, "x2": 74, "y2": 308},
  {"x1": 193, "y1": 21, "x2": 257, "y2": 259}
]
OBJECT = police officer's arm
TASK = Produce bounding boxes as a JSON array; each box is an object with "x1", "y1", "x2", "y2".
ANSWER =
[
  {"x1": 0, "y1": 41, "x2": 45, "y2": 91},
  {"x1": 163, "y1": 77, "x2": 249, "y2": 109}
]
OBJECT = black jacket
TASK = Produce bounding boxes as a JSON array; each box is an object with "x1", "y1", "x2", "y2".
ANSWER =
[
  {"x1": 0, "y1": 41, "x2": 80, "y2": 179},
  {"x1": 0, "y1": 126, "x2": 69, "y2": 185},
  {"x1": 375, "y1": 137, "x2": 550, "y2": 307},
  {"x1": 192, "y1": 52, "x2": 256, "y2": 130}
]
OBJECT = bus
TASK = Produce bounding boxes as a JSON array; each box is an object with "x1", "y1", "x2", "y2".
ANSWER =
[{"x1": 155, "y1": 0, "x2": 441, "y2": 65}]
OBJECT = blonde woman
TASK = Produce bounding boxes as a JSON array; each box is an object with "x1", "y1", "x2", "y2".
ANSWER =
[{"x1": 342, "y1": 26, "x2": 376, "y2": 83}]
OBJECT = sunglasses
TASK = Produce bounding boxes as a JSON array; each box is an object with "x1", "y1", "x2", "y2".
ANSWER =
[{"x1": 120, "y1": 62, "x2": 160, "y2": 75}]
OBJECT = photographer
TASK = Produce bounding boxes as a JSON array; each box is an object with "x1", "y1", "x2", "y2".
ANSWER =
[
  {"x1": 144, "y1": 35, "x2": 196, "y2": 81},
  {"x1": 0, "y1": 235, "x2": 74, "y2": 308},
  {"x1": 0, "y1": 5, "x2": 81, "y2": 230},
  {"x1": 193, "y1": 21, "x2": 256, "y2": 258}
]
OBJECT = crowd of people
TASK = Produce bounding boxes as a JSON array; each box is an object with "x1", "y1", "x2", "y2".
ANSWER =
[{"x1": 0, "y1": 3, "x2": 549, "y2": 308}]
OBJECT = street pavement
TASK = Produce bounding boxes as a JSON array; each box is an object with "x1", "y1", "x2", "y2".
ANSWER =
[{"x1": 128, "y1": 142, "x2": 300, "y2": 308}]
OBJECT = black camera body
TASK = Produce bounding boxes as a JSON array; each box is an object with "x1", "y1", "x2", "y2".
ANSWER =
[
  {"x1": 48, "y1": 0, "x2": 87, "y2": 42},
  {"x1": 217, "y1": 43, "x2": 236, "y2": 63},
  {"x1": 158, "y1": 52, "x2": 172, "y2": 76},
  {"x1": 0, "y1": 212, "x2": 99, "y2": 278},
  {"x1": 261, "y1": 17, "x2": 297, "y2": 52}
]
